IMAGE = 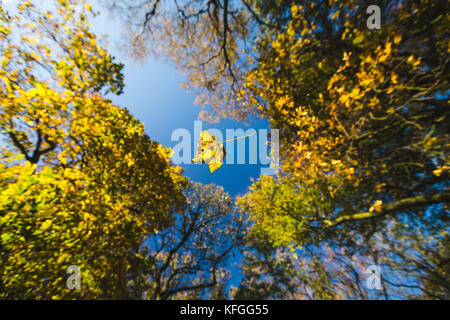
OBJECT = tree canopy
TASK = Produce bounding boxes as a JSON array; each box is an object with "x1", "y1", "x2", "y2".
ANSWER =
[
  {"x1": 1, "y1": 0, "x2": 448, "y2": 299},
  {"x1": 108, "y1": 0, "x2": 449, "y2": 299},
  {"x1": 0, "y1": 0, "x2": 240, "y2": 299}
]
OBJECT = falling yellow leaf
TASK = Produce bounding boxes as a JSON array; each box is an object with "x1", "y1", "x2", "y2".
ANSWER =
[
  {"x1": 192, "y1": 131, "x2": 226, "y2": 173},
  {"x1": 83, "y1": 2, "x2": 92, "y2": 12}
]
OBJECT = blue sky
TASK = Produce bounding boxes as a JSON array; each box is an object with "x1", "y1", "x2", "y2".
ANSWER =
[
  {"x1": 110, "y1": 60, "x2": 269, "y2": 197},
  {"x1": 92, "y1": 6, "x2": 269, "y2": 198}
]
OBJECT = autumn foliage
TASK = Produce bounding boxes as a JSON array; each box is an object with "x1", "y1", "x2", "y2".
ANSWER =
[{"x1": 1, "y1": 0, "x2": 449, "y2": 299}]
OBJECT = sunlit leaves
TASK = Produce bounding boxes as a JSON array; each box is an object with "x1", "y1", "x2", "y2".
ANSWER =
[
  {"x1": 192, "y1": 130, "x2": 226, "y2": 173},
  {"x1": 0, "y1": 0, "x2": 186, "y2": 299},
  {"x1": 238, "y1": 0, "x2": 449, "y2": 249}
]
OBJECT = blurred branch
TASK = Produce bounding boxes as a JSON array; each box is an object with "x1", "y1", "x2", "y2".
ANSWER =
[{"x1": 324, "y1": 191, "x2": 450, "y2": 227}]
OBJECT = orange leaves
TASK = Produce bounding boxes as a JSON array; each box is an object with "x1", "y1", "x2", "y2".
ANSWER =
[
  {"x1": 407, "y1": 55, "x2": 421, "y2": 67},
  {"x1": 433, "y1": 165, "x2": 449, "y2": 177},
  {"x1": 369, "y1": 200, "x2": 383, "y2": 213},
  {"x1": 393, "y1": 34, "x2": 402, "y2": 45}
]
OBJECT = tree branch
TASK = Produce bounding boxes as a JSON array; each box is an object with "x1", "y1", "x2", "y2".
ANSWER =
[{"x1": 323, "y1": 192, "x2": 450, "y2": 227}]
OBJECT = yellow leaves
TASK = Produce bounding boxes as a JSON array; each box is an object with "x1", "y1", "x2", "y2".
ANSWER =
[
  {"x1": 21, "y1": 34, "x2": 40, "y2": 45},
  {"x1": 230, "y1": 2, "x2": 450, "y2": 276},
  {"x1": 338, "y1": 93, "x2": 351, "y2": 107},
  {"x1": 271, "y1": 39, "x2": 281, "y2": 50},
  {"x1": 349, "y1": 87, "x2": 360, "y2": 99},
  {"x1": 126, "y1": 156, "x2": 135, "y2": 168},
  {"x1": 433, "y1": 165, "x2": 449, "y2": 177},
  {"x1": 407, "y1": 55, "x2": 421, "y2": 67},
  {"x1": 192, "y1": 130, "x2": 225, "y2": 173},
  {"x1": 275, "y1": 95, "x2": 295, "y2": 114},
  {"x1": 332, "y1": 10, "x2": 340, "y2": 20},
  {"x1": 83, "y1": 2, "x2": 93, "y2": 12},
  {"x1": 369, "y1": 200, "x2": 383, "y2": 213},
  {"x1": 291, "y1": 5, "x2": 300, "y2": 18},
  {"x1": 327, "y1": 72, "x2": 345, "y2": 90},
  {"x1": 424, "y1": 136, "x2": 437, "y2": 149},
  {"x1": 237, "y1": 89, "x2": 246, "y2": 102},
  {"x1": 384, "y1": 41, "x2": 392, "y2": 54},
  {"x1": 343, "y1": 51, "x2": 352, "y2": 61},
  {"x1": 0, "y1": 2, "x2": 192, "y2": 300},
  {"x1": 318, "y1": 93, "x2": 324, "y2": 103},
  {"x1": 386, "y1": 86, "x2": 395, "y2": 94},
  {"x1": 377, "y1": 42, "x2": 392, "y2": 63},
  {"x1": 331, "y1": 159, "x2": 341, "y2": 165},
  {"x1": 319, "y1": 161, "x2": 328, "y2": 167},
  {"x1": 18, "y1": 1, "x2": 33, "y2": 12},
  {"x1": 375, "y1": 183, "x2": 387, "y2": 192},
  {"x1": 39, "y1": 219, "x2": 52, "y2": 231},
  {"x1": 352, "y1": 35, "x2": 364, "y2": 45},
  {"x1": 390, "y1": 73, "x2": 398, "y2": 84},
  {"x1": 56, "y1": 253, "x2": 69, "y2": 264},
  {"x1": 57, "y1": 152, "x2": 67, "y2": 165},
  {"x1": 287, "y1": 24, "x2": 296, "y2": 41},
  {"x1": 362, "y1": 55, "x2": 374, "y2": 65},
  {"x1": 1, "y1": 233, "x2": 13, "y2": 243}
]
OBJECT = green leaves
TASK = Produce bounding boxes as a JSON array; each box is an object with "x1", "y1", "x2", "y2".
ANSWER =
[
  {"x1": 352, "y1": 35, "x2": 364, "y2": 45},
  {"x1": 1, "y1": 233, "x2": 12, "y2": 243}
]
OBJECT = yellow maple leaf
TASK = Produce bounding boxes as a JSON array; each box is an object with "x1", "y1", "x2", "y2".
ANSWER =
[{"x1": 192, "y1": 131, "x2": 226, "y2": 173}]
